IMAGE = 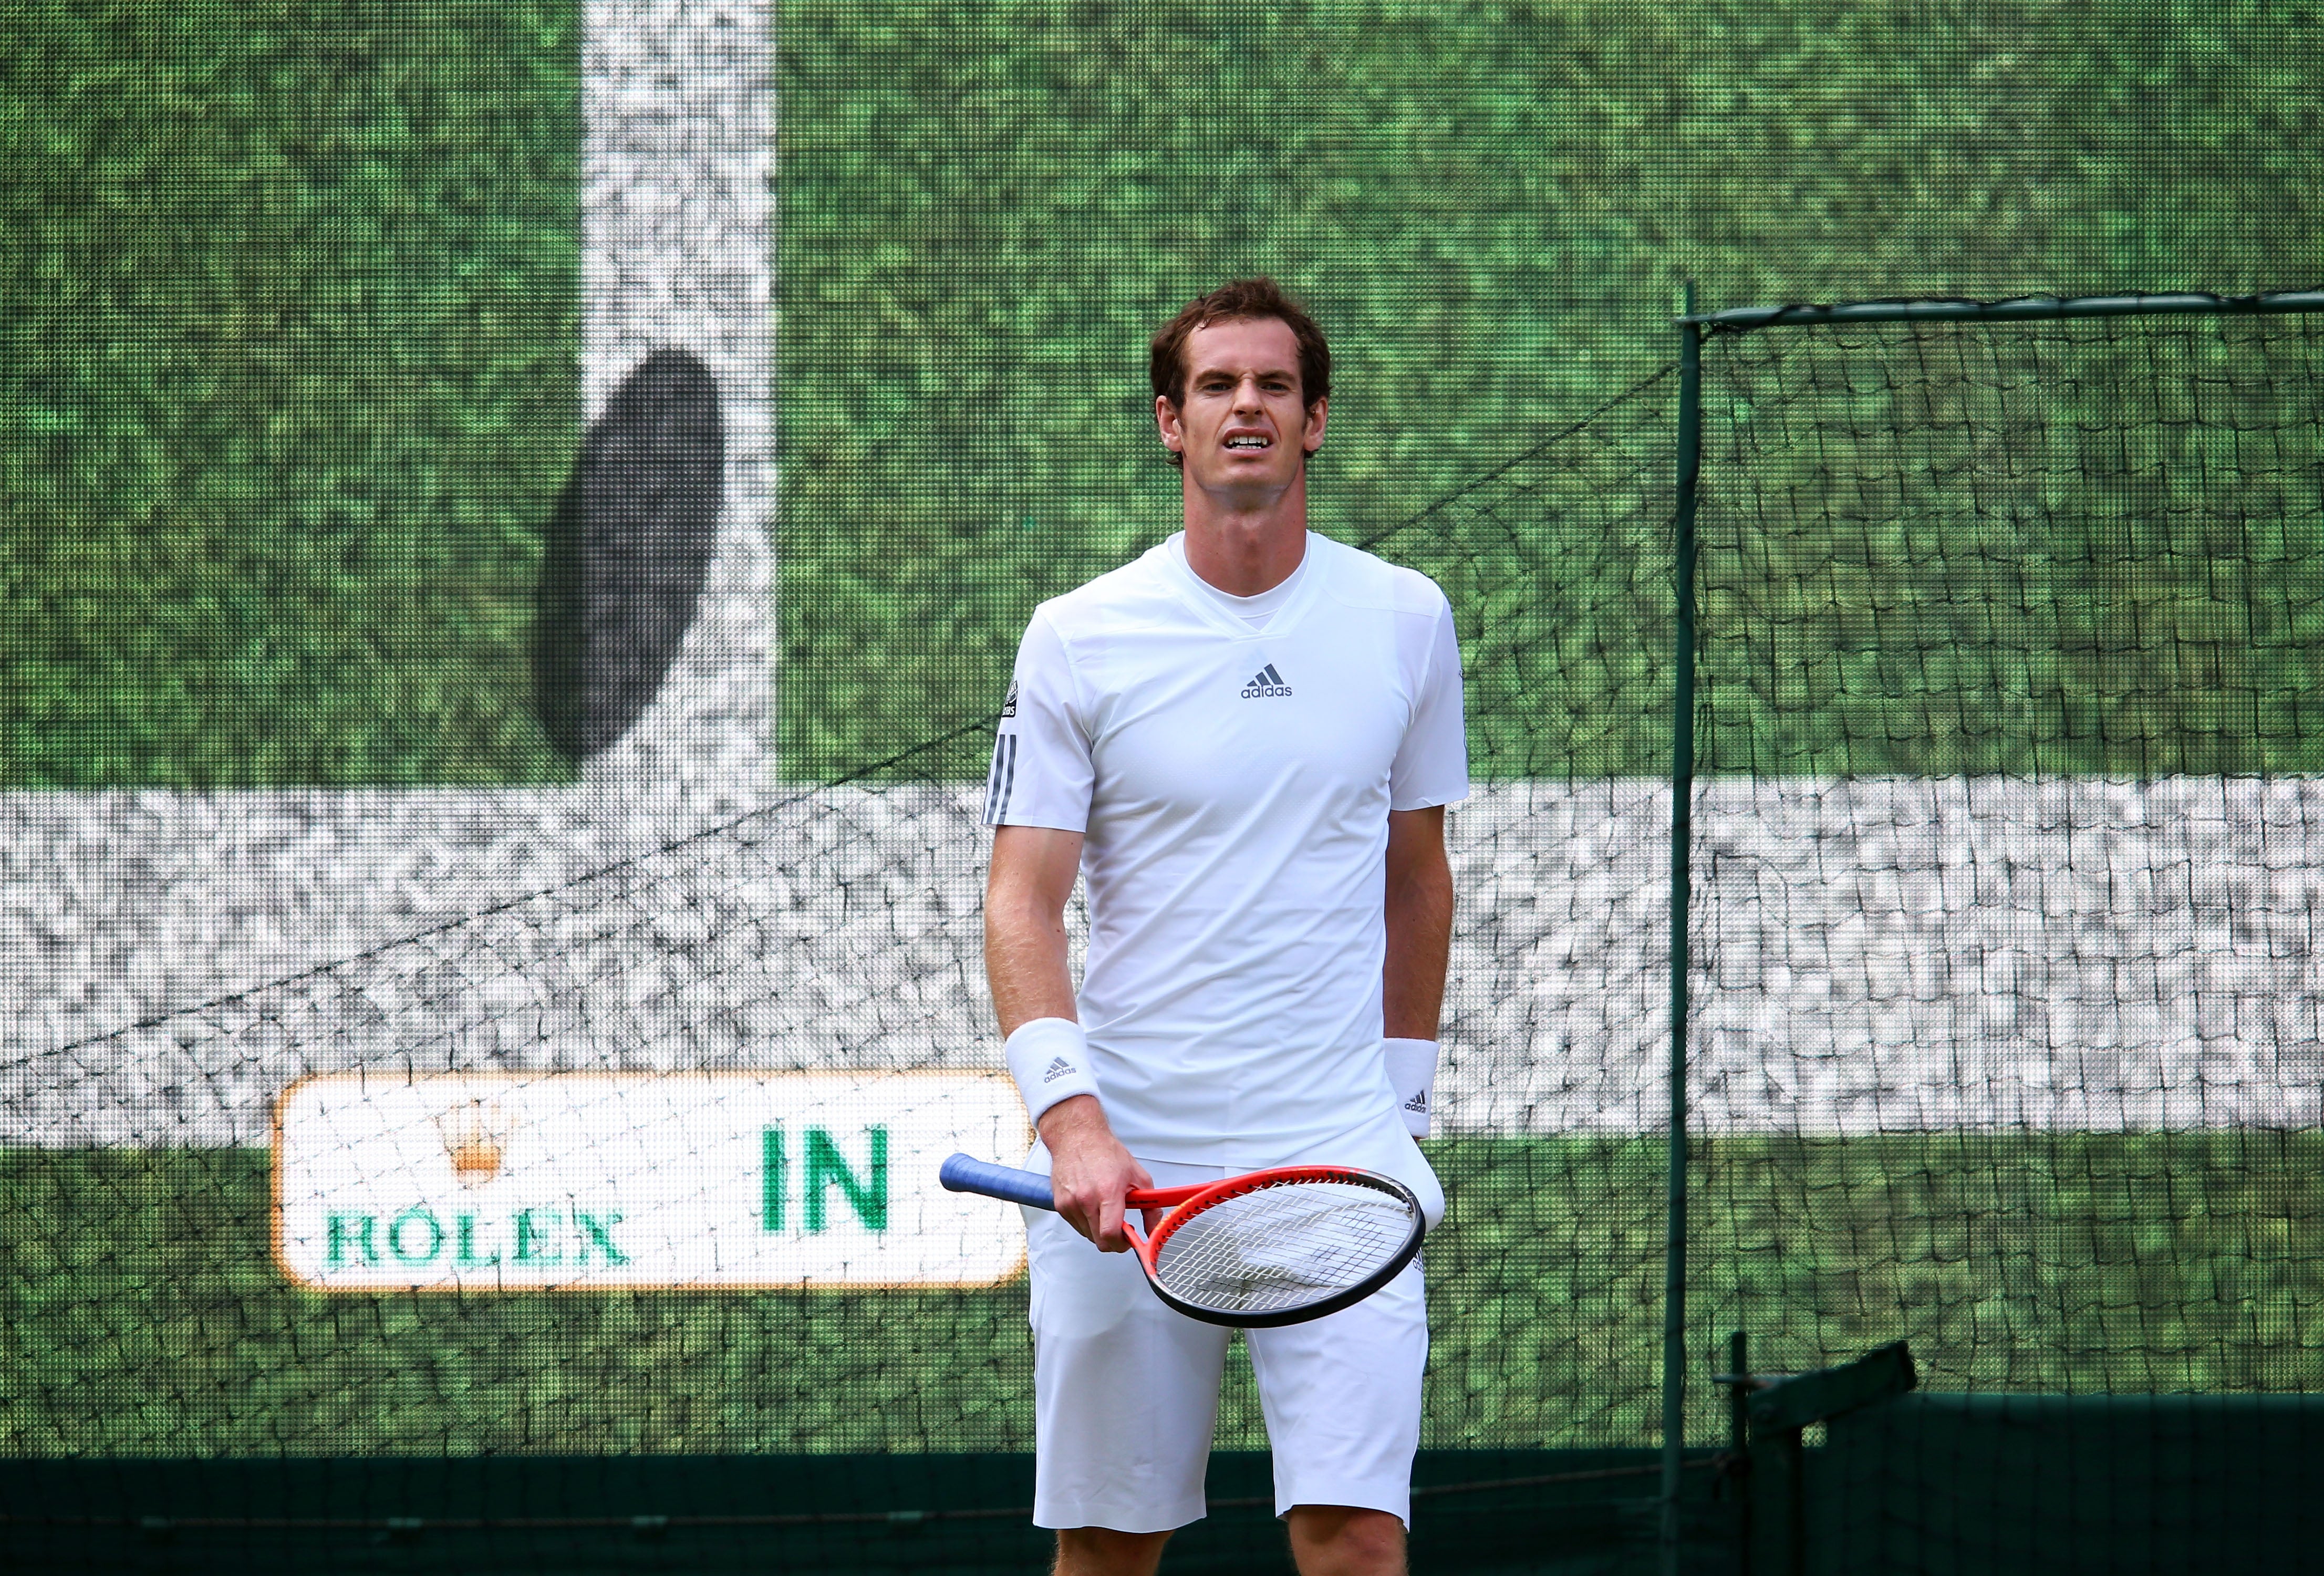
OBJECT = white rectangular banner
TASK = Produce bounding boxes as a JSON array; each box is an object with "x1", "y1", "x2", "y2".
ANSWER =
[{"x1": 273, "y1": 1073, "x2": 1032, "y2": 1291}]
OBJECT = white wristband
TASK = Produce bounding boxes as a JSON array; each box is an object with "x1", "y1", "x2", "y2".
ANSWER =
[
  {"x1": 1005, "y1": 1018, "x2": 1101, "y2": 1124},
  {"x1": 1384, "y1": 1038, "x2": 1439, "y2": 1137}
]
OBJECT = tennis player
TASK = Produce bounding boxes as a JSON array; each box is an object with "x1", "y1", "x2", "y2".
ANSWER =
[{"x1": 983, "y1": 277, "x2": 1465, "y2": 1576}]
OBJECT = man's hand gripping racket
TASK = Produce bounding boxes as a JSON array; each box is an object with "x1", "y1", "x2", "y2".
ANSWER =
[{"x1": 940, "y1": 1153, "x2": 1426, "y2": 1328}]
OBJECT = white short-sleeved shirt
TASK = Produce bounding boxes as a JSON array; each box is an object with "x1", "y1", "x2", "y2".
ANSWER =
[{"x1": 984, "y1": 530, "x2": 1468, "y2": 1169}]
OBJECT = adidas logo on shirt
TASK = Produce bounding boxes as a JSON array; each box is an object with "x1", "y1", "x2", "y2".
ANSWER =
[
  {"x1": 1403, "y1": 1091, "x2": 1429, "y2": 1113},
  {"x1": 1240, "y1": 663, "x2": 1292, "y2": 699},
  {"x1": 1042, "y1": 1056, "x2": 1077, "y2": 1084}
]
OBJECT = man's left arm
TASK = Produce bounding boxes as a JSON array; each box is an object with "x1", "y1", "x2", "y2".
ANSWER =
[
  {"x1": 1383, "y1": 805, "x2": 1453, "y2": 1132},
  {"x1": 1384, "y1": 583, "x2": 1465, "y2": 1133},
  {"x1": 1383, "y1": 806, "x2": 1452, "y2": 1036}
]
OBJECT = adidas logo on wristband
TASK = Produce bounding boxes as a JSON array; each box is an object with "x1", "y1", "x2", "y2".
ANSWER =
[{"x1": 1007, "y1": 1019, "x2": 1100, "y2": 1122}]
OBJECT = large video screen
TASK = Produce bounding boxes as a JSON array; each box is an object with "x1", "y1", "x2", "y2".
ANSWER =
[{"x1": 3, "y1": 0, "x2": 2317, "y2": 1483}]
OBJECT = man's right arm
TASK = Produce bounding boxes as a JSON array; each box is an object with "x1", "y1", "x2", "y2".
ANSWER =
[{"x1": 985, "y1": 823, "x2": 1151, "y2": 1250}]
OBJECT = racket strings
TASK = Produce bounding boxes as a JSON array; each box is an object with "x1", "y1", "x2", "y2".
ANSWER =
[{"x1": 1150, "y1": 1181, "x2": 1417, "y2": 1316}]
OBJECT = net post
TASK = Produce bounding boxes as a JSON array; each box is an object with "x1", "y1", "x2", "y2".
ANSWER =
[{"x1": 1659, "y1": 280, "x2": 1704, "y2": 1576}]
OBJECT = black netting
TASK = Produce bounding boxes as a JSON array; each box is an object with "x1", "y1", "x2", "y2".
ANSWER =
[{"x1": 1687, "y1": 306, "x2": 2324, "y2": 1422}]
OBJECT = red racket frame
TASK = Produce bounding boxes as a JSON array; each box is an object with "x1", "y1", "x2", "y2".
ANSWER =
[{"x1": 1122, "y1": 1164, "x2": 1424, "y2": 1329}]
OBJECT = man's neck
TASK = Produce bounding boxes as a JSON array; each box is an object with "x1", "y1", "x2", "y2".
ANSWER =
[{"x1": 1181, "y1": 478, "x2": 1309, "y2": 597}]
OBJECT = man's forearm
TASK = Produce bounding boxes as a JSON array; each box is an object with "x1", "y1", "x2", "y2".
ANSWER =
[
  {"x1": 985, "y1": 824, "x2": 1085, "y2": 1036},
  {"x1": 986, "y1": 895, "x2": 1078, "y2": 1036},
  {"x1": 985, "y1": 826, "x2": 1143, "y2": 1248},
  {"x1": 1382, "y1": 880, "x2": 1451, "y2": 1038},
  {"x1": 1382, "y1": 811, "x2": 1454, "y2": 1039}
]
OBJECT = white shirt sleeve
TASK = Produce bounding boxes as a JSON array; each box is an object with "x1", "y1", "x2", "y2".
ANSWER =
[
  {"x1": 983, "y1": 608, "x2": 1094, "y2": 831},
  {"x1": 1388, "y1": 596, "x2": 1468, "y2": 811}
]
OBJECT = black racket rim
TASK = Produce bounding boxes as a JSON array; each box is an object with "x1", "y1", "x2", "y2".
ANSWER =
[{"x1": 1140, "y1": 1168, "x2": 1426, "y2": 1330}]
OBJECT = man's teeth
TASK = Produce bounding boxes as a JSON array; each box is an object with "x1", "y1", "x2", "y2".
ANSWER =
[{"x1": 1226, "y1": 436, "x2": 1269, "y2": 449}]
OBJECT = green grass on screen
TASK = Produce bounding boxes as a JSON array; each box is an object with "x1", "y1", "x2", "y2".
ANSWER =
[
  {"x1": 0, "y1": 0, "x2": 2308, "y2": 785},
  {"x1": 777, "y1": 0, "x2": 2317, "y2": 782},
  {"x1": 1696, "y1": 315, "x2": 2324, "y2": 777},
  {"x1": 0, "y1": 0, "x2": 579, "y2": 786}
]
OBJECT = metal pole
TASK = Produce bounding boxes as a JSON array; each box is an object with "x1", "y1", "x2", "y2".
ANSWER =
[{"x1": 1659, "y1": 281, "x2": 1704, "y2": 1576}]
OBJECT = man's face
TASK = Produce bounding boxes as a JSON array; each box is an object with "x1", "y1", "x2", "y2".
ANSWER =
[{"x1": 1157, "y1": 317, "x2": 1326, "y2": 505}]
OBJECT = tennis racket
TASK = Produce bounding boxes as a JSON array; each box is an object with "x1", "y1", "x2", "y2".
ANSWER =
[{"x1": 939, "y1": 1153, "x2": 1425, "y2": 1328}]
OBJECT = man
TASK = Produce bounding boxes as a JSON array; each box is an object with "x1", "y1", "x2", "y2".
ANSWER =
[{"x1": 983, "y1": 278, "x2": 1465, "y2": 1576}]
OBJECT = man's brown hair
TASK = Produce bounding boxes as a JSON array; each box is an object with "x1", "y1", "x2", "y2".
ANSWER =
[{"x1": 1149, "y1": 279, "x2": 1332, "y2": 467}]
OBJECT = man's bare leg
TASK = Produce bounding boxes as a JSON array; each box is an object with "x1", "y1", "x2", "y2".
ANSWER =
[
  {"x1": 1285, "y1": 1505, "x2": 1406, "y2": 1576},
  {"x1": 1053, "y1": 1526, "x2": 1171, "y2": 1576}
]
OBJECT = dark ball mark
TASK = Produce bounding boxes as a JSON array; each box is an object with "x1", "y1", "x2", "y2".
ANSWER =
[{"x1": 534, "y1": 349, "x2": 724, "y2": 762}]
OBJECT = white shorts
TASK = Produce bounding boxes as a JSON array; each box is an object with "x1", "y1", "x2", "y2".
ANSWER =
[{"x1": 1025, "y1": 1146, "x2": 1431, "y2": 1534}]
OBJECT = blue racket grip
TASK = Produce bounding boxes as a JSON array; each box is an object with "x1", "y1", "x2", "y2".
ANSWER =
[{"x1": 939, "y1": 1152, "x2": 1059, "y2": 1212}]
